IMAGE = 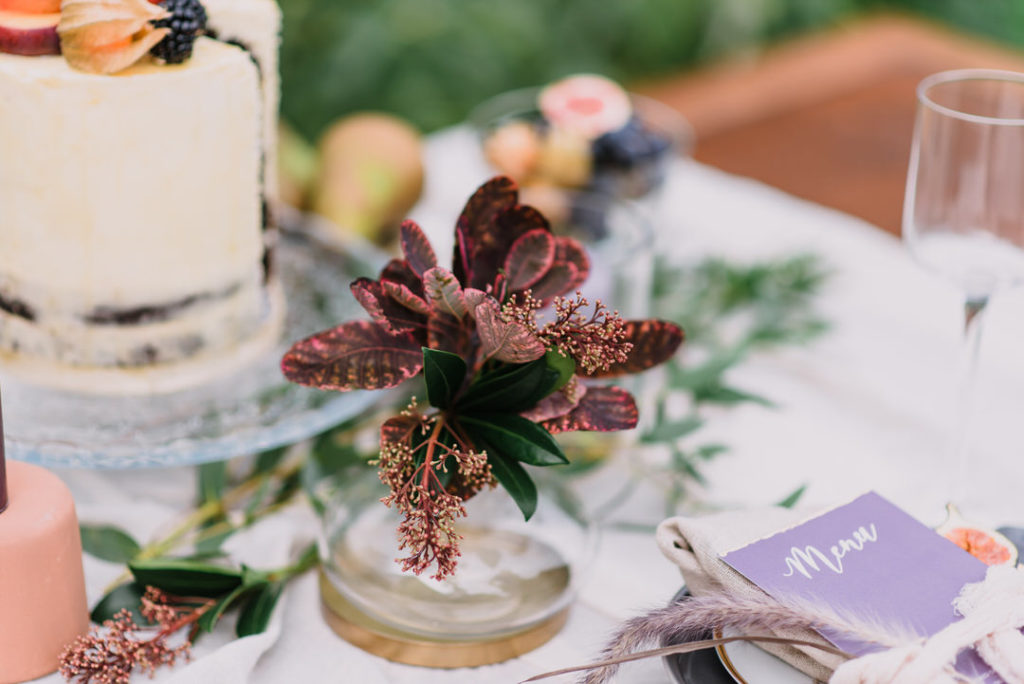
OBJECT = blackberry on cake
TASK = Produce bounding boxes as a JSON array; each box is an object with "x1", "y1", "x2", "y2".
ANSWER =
[{"x1": 150, "y1": 0, "x2": 207, "y2": 64}]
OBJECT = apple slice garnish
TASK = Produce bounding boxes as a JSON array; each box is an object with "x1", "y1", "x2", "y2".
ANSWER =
[
  {"x1": 0, "y1": 0, "x2": 60, "y2": 13},
  {"x1": 0, "y1": 10, "x2": 60, "y2": 55}
]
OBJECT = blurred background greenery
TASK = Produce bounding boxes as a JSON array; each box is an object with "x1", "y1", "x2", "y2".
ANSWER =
[{"x1": 278, "y1": 0, "x2": 1024, "y2": 141}]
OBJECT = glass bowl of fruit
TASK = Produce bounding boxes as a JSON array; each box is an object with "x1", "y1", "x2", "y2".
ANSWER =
[{"x1": 471, "y1": 74, "x2": 693, "y2": 202}]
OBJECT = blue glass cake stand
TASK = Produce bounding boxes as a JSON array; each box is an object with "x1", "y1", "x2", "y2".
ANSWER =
[{"x1": 1, "y1": 212, "x2": 384, "y2": 469}]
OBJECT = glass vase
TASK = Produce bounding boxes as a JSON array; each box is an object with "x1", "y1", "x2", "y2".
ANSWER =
[{"x1": 318, "y1": 468, "x2": 595, "y2": 667}]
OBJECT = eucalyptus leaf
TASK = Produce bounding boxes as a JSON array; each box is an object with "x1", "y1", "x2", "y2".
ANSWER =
[
  {"x1": 668, "y1": 346, "x2": 748, "y2": 391},
  {"x1": 253, "y1": 446, "x2": 288, "y2": 475},
  {"x1": 302, "y1": 429, "x2": 368, "y2": 515},
  {"x1": 129, "y1": 558, "x2": 243, "y2": 598},
  {"x1": 197, "y1": 461, "x2": 228, "y2": 507},
  {"x1": 460, "y1": 414, "x2": 567, "y2": 466},
  {"x1": 90, "y1": 582, "x2": 145, "y2": 623},
  {"x1": 79, "y1": 524, "x2": 141, "y2": 564},
  {"x1": 422, "y1": 348, "x2": 467, "y2": 409},
  {"x1": 236, "y1": 582, "x2": 284, "y2": 637},
  {"x1": 694, "y1": 384, "x2": 775, "y2": 407},
  {"x1": 291, "y1": 542, "x2": 320, "y2": 574},
  {"x1": 696, "y1": 444, "x2": 729, "y2": 460},
  {"x1": 195, "y1": 530, "x2": 234, "y2": 555},
  {"x1": 197, "y1": 583, "x2": 255, "y2": 633},
  {"x1": 777, "y1": 484, "x2": 807, "y2": 509},
  {"x1": 641, "y1": 416, "x2": 704, "y2": 444}
]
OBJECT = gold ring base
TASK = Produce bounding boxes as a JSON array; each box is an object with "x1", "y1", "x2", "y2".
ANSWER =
[{"x1": 318, "y1": 571, "x2": 569, "y2": 668}]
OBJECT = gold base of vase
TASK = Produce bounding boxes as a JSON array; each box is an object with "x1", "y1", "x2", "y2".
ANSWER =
[{"x1": 318, "y1": 571, "x2": 569, "y2": 668}]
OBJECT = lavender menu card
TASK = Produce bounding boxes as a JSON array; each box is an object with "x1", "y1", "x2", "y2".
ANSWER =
[{"x1": 721, "y1": 492, "x2": 995, "y2": 680}]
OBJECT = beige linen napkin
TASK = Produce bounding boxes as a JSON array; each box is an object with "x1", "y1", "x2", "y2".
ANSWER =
[{"x1": 656, "y1": 507, "x2": 846, "y2": 682}]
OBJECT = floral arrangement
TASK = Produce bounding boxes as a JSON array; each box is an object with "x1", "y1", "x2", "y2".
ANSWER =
[{"x1": 282, "y1": 176, "x2": 683, "y2": 580}]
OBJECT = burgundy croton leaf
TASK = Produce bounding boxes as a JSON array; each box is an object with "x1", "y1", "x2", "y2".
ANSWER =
[
  {"x1": 520, "y1": 383, "x2": 586, "y2": 423},
  {"x1": 453, "y1": 179, "x2": 556, "y2": 291},
  {"x1": 422, "y1": 267, "x2": 468, "y2": 319},
  {"x1": 400, "y1": 220, "x2": 437, "y2": 277},
  {"x1": 504, "y1": 229, "x2": 555, "y2": 292},
  {"x1": 281, "y1": 320, "x2": 423, "y2": 391},
  {"x1": 380, "y1": 412, "x2": 421, "y2": 448},
  {"x1": 453, "y1": 176, "x2": 518, "y2": 287},
  {"x1": 554, "y1": 237, "x2": 590, "y2": 291},
  {"x1": 463, "y1": 288, "x2": 488, "y2": 312},
  {"x1": 529, "y1": 262, "x2": 578, "y2": 301},
  {"x1": 473, "y1": 298, "x2": 546, "y2": 364},
  {"x1": 427, "y1": 312, "x2": 469, "y2": 356},
  {"x1": 525, "y1": 236, "x2": 590, "y2": 301},
  {"x1": 589, "y1": 319, "x2": 685, "y2": 378},
  {"x1": 541, "y1": 386, "x2": 638, "y2": 434},
  {"x1": 350, "y1": 278, "x2": 424, "y2": 335},
  {"x1": 379, "y1": 259, "x2": 424, "y2": 298},
  {"x1": 381, "y1": 280, "x2": 430, "y2": 315}
]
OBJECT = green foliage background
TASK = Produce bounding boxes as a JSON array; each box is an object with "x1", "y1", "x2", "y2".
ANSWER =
[{"x1": 278, "y1": 0, "x2": 1024, "y2": 141}]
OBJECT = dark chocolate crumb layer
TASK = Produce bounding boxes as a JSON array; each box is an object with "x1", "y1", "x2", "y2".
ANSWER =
[
  {"x1": 0, "y1": 291, "x2": 36, "y2": 321},
  {"x1": 84, "y1": 282, "x2": 242, "y2": 326}
]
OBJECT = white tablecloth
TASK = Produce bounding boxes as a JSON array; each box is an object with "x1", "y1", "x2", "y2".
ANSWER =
[{"x1": 42, "y1": 128, "x2": 1024, "y2": 683}]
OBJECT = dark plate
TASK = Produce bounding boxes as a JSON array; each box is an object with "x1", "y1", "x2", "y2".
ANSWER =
[{"x1": 661, "y1": 587, "x2": 735, "y2": 684}]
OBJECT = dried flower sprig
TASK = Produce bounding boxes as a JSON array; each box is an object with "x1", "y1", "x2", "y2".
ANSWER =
[
  {"x1": 374, "y1": 400, "x2": 494, "y2": 579},
  {"x1": 70, "y1": 543, "x2": 319, "y2": 683},
  {"x1": 542, "y1": 294, "x2": 631, "y2": 375},
  {"x1": 521, "y1": 590, "x2": 954, "y2": 684},
  {"x1": 59, "y1": 587, "x2": 210, "y2": 684},
  {"x1": 283, "y1": 176, "x2": 685, "y2": 579}
]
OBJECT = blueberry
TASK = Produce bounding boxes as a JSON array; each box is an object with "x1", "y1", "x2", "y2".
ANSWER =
[{"x1": 592, "y1": 116, "x2": 672, "y2": 171}]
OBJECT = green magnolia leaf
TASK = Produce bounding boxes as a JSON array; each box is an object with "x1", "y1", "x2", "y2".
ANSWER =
[
  {"x1": 80, "y1": 524, "x2": 142, "y2": 564},
  {"x1": 197, "y1": 583, "x2": 254, "y2": 633},
  {"x1": 457, "y1": 360, "x2": 557, "y2": 413},
  {"x1": 90, "y1": 582, "x2": 145, "y2": 623},
  {"x1": 544, "y1": 350, "x2": 575, "y2": 394},
  {"x1": 460, "y1": 414, "x2": 567, "y2": 466},
  {"x1": 422, "y1": 348, "x2": 467, "y2": 409},
  {"x1": 236, "y1": 582, "x2": 284, "y2": 637},
  {"x1": 128, "y1": 559, "x2": 243, "y2": 598},
  {"x1": 475, "y1": 436, "x2": 538, "y2": 520}
]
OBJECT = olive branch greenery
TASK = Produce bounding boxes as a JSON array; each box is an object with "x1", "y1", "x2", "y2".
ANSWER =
[{"x1": 638, "y1": 253, "x2": 830, "y2": 515}]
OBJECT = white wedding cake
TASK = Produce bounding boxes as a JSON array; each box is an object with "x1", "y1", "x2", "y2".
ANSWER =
[{"x1": 0, "y1": 0, "x2": 283, "y2": 392}]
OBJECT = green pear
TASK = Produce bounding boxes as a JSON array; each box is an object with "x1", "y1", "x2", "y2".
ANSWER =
[{"x1": 312, "y1": 113, "x2": 424, "y2": 246}]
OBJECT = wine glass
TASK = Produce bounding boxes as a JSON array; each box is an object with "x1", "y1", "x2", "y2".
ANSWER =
[{"x1": 903, "y1": 69, "x2": 1024, "y2": 510}]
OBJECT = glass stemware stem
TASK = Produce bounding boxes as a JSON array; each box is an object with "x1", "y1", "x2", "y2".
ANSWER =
[{"x1": 950, "y1": 297, "x2": 987, "y2": 504}]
